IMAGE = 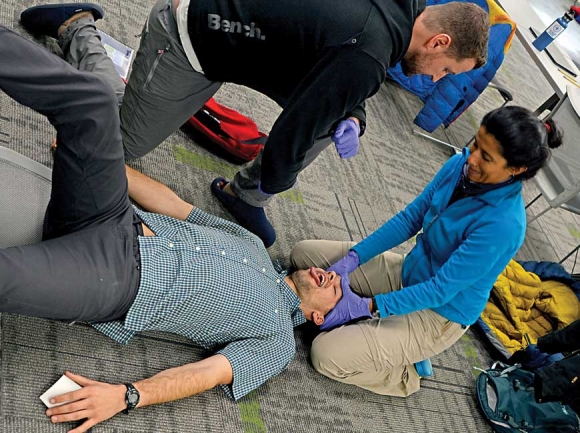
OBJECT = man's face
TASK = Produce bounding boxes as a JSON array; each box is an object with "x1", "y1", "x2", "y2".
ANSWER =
[
  {"x1": 291, "y1": 267, "x2": 342, "y2": 315},
  {"x1": 401, "y1": 49, "x2": 476, "y2": 82}
]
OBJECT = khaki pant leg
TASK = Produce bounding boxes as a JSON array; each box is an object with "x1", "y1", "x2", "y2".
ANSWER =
[
  {"x1": 311, "y1": 309, "x2": 467, "y2": 396},
  {"x1": 290, "y1": 239, "x2": 405, "y2": 296}
]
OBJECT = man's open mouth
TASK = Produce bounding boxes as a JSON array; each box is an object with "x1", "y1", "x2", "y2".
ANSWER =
[{"x1": 310, "y1": 267, "x2": 326, "y2": 287}]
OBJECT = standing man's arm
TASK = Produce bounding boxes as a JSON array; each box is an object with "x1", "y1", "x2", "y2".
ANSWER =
[
  {"x1": 46, "y1": 354, "x2": 233, "y2": 433},
  {"x1": 259, "y1": 48, "x2": 385, "y2": 194},
  {"x1": 126, "y1": 165, "x2": 194, "y2": 220}
]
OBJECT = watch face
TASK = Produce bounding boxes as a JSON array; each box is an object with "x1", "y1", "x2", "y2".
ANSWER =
[{"x1": 128, "y1": 393, "x2": 139, "y2": 405}]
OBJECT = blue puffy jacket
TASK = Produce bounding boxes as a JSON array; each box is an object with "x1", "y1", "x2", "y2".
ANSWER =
[{"x1": 387, "y1": 0, "x2": 516, "y2": 132}]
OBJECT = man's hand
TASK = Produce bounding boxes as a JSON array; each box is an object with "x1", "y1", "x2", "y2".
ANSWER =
[
  {"x1": 332, "y1": 118, "x2": 360, "y2": 159},
  {"x1": 44, "y1": 355, "x2": 233, "y2": 432},
  {"x1": 319, "y1": 273, "x2": 372, "y2": 331},
  {"x1": 46, "y1": 371, "x2": 127, "y2": 433}
]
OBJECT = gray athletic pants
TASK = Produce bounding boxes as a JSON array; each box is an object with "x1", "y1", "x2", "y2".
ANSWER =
[
  {"x1": 121, "y1": 0, "x2": 333, "y2": 207},
  {"x1": 0, "y1": 23, "x2": 140, "y2": 322}
]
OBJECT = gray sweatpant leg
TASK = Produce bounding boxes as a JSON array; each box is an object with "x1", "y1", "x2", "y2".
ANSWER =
[
  {"x1": 120, "y1": 0, "x2": 222, "y2": 159},
  {"x1": 58, "y1": 17, "x2": 125, "y2": 106},
  {"x1": 231, "y1": 135, "x2": 333, "y2": 207}
]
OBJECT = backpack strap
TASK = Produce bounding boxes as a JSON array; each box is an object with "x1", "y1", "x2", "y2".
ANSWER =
[{"x1": 498, "y1": 364, "x2": 520, "y2": 377}]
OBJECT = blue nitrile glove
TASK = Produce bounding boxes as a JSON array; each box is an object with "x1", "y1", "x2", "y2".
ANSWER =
[
  {"x1": 319, "y1": 272, "x2": 372, "y2": 331},
  {"x1": 509, "y1": 344, "x2": 554, "y2": 370},
  {"x1": 327, "y1": 250, "x2": 360, "y2": 277},
  {"x1": 332, "y1": 118, "x2": 360, "y2": 159}
]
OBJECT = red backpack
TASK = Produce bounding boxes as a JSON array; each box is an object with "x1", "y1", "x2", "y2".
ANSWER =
[
  {"x1": 123, "y1": 56, "x2": 264, "y2": 161},
  {"x1": 187, "y1": 98, "x2": 267, "y2": 162}
]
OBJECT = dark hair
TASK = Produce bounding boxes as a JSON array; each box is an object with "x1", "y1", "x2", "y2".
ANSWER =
[
  {"x1": 481, "y1": 106, "x2": 563, "y2": 181},
  {"x1": 423, "y1": 3, "x2": 490, "y2": 68}
]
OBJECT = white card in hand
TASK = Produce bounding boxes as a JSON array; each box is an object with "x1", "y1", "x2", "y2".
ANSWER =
[{"x1": 40, "y1": 375, "x2": 82, "y2": 408}]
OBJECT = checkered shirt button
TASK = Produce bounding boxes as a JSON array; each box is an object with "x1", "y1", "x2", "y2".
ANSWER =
[
  {"x1": 262, "y1": 268, "x2": 266, "y2": 273},
  {"x1": 195, "y1": 246, "x2": 200, "y2": 251},
  {"x1": 169, "y1": 242, "x2": 174, "y2": 248},
  {"x1": 243, "y1": 258, "x2": 247, "y2": 263},
  {"x1": 221, "y1": 250, "x2": 225, "y2": 255},
  {"x1": 274, "y1": 309, "x2": 279, "y2": 314},
  {"x1": 276, "y1": 279, "x2": 280, "y2": 283}
]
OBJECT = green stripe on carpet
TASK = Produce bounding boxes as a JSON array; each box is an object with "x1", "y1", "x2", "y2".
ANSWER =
[
  {"x1": 459, "y1": 334, "x2": 483, "y2": 379},
  {"x1": 173, "y1": 146, "x2": 305, "y2": 204},
  {"x1": 238, "y1": 392, "x2": 266, "y2": 433},
  {"x1": 174, "y1": 146, "x2": 238, "y2": 179}
]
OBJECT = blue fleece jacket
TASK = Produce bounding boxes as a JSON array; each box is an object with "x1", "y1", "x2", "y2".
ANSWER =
[{"x1": 352, "y1": 149, "x2": 526, "y2": 325}]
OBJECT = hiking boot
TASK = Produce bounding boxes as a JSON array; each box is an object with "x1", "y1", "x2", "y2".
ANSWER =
[
  {"x1": 211, "y1": 177, "x2": 276, "y2": 248},
  {"x1": 21, "y1": 3, "x2": 104, "y2": 38}
]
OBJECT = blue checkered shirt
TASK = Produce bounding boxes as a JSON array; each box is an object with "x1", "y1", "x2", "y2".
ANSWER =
[{"x1": 92, "y1": 207, "x2": 306, "y2": 400}]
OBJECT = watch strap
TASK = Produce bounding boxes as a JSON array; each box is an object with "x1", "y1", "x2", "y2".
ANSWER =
[{"x1": 123, "y1": 383, "x2": 140, "y2": 415}]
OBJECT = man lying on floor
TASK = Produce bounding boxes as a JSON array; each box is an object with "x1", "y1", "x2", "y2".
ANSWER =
[{"x1": 0, "y1": 23, "x2": 341, "y2": 433}]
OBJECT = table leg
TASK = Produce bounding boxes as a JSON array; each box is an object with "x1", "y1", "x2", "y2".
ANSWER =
[{"x1": 534, "y1": 93, "x2": 560, "y2": 116}]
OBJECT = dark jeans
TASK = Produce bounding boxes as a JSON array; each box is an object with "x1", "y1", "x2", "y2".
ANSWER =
[{"x1": 0, "y1": 26, "x2": 140, "y2": 322}]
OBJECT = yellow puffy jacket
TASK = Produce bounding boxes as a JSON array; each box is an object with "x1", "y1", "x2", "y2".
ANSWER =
[{"x1": 481, "y1": 260, "x2": 580, "y2": 353}]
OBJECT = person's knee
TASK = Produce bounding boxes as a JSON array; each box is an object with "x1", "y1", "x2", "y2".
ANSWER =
[
  {"x1": 290, "y1": 240, "x2": 320, "y2": 270},
  {"x1": 310, "y1": 333, "x2": 355, "y2": 380},
  {"x1": 85, "y1": 76, "x2": 121, "y2": 136},
  {"x1": 311, "y1": 336, "x2": 337, "y2": 378},
  {"x1": 122, "y1": 139, "x2": 146, "y2": 160},
  {"x1": 120, "y1": 123, "x2": 153, "y2": 160}
]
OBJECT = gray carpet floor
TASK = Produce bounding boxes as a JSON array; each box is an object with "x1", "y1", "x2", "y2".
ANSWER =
[{"x1": 1, "y1": 1, "x2": 579, "y2": 432}]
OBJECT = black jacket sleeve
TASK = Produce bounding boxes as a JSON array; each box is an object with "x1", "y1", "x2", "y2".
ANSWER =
[
  {"x1": 537, "y1": 319, "x2": 580, "y2": 354},
  {"x1": 259, "y1": 47, "x2": 385, "y2": 194}
]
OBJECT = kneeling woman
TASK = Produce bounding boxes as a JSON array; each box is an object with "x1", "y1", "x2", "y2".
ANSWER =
[{"x1": 291, "y1": 106, "x2": 562, "y2": 396}]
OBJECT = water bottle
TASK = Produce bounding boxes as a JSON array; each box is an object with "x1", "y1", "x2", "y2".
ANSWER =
[{"x1": 532, "y1": 10, "x2": 575, "y2": 51}]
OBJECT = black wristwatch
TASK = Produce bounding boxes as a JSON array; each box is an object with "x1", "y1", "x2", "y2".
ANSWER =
[{"x1": 123, "y1": 383, "x2": 140, "y2": 414}]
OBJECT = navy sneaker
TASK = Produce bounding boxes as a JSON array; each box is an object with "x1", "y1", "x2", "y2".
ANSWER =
[
  {"x1": 21, "y1": 3, "x2": 104, "y2": 38},
  {"x1": 414, "y1": 358, "x2": 434, "y2": 378},
  {"x1": 211, "y1": 177, "x2": 276, "y2": 248}
]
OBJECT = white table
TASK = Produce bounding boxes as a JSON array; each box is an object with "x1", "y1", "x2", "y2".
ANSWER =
[
  {"x1": 527, "y1": 0, "x2": 580, "y2": 70},
  {"x1": 496, "y1": 0, "x2": 580, "y2": 107}
]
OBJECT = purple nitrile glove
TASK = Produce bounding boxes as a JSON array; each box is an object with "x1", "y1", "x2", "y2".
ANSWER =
[
  {"x1": 319, "y1": 273, "x2": 372, "y2": 331},
  {"x1": 327, "y1": 250, "x2": 360, "y2": 277},
  {"x1": 332, "y1": 118, "x2": 360, "y2": 159}
]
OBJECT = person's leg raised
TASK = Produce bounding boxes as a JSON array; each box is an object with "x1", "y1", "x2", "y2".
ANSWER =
[
  {"x1": 0, "y1": 26, "x2": 140, "y2": 320},
  {"x1": 58, "y1": 11, "x2": 125, "y2": 105}
]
